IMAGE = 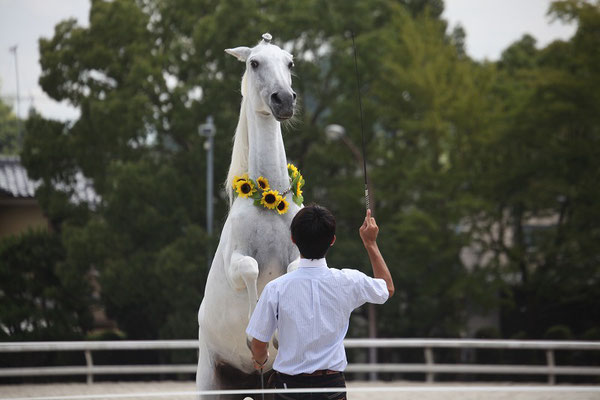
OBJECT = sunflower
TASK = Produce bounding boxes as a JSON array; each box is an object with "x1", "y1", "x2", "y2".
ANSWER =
[
  {"x1": 287, "y1": 163, "x2": 299, "y2": 178},
  {"x1": 232, "y1": 173, "x2": 249, "y2": 188},
  {"x1": 235, "y1": 179, "x2": 256, "y2": 198},
  {"x1": 295, "y1": 179, "x2": 303, "y2": 197},
  {"x1": 276, "y1": 197, "x2": 290, "y2": 215},
  {"x1": 261, "y1": 190, "x2": 280, "y2": 209},
  {"x1": 256, "y1": 176, "x2": 270, "y2": 191}
]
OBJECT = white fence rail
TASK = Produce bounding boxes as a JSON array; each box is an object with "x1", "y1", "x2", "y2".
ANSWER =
[{"x1": 1, "y1": 339, "x2": 599, "y2": 384}]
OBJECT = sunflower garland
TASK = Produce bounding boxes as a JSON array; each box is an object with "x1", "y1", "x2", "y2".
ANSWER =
[
  {"x1": 232, "y1": 164, "x2": 305, "y2": 214},
  {"x1": 288, "y1": 163, "x2": 305, "y2": 206},
  {"x1": 235, "y1": 179, "x2": 256, "y2": 198},
  {"x1": 232, "y1": 173, "x2": 249, "y2": 188},
  {"x1": 287, "y1": 163, "x2": 299, "y2": 179},
  {"x1": 276, "y1": 197, "x2": 290, "y2": 215},
  {"x1": 256, "y1": 176, "x2": 270, "y2": 190},
  {"x1": 261, "y1": 190, "x2": 280, "y2": 209}
]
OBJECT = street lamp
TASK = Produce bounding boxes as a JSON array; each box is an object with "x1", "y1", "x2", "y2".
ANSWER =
[
  {"x1": 325, "y1": 123, "x2": 378, "y2": 381},
  {"x1": 199, "y1": 116, "x2": 216, "y2": 269},
  {"x1": 199, "y1": 116, "x2": 216, "y2": 236}
]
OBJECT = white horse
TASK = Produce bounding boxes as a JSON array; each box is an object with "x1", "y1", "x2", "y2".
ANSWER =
[{"x1": 196, "y1": 33, "x2": 301, "y2": 398}]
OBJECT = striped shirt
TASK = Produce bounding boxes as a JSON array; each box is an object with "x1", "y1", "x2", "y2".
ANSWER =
[{"x1": 246, "y1": 257, "x2": 389, "y2": 375}]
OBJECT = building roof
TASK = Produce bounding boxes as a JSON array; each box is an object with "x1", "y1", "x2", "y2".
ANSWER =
[
  {"x1": 0, "y1": 155, "x2": 99, "y2": 206},
  {"x1": 0, "y1": 155, "x2": 37, "y2": 198}
]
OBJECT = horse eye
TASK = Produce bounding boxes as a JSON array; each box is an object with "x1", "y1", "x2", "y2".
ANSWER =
[
  {"x1": 288, "y1": 62, "x2": 294, "y2": 69},
  {"x1": 250, "y1": 60, "x2": 259, "y2": 69}
]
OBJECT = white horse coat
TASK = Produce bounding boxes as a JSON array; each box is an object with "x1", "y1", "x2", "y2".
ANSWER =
[{"x1": 196, "y1": 34, "x2": 301, "y2": 397}]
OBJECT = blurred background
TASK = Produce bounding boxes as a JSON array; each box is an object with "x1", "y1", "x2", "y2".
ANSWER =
[{"x1": 0, "y1": 0, "x2": 598, "y2": 385}]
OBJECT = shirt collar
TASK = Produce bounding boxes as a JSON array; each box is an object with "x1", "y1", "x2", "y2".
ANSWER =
[{"x1": 298, "y1": 258, "x2": 328, "y2": 268}]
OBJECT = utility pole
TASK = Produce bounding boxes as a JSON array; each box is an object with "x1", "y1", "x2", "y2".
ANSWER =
[
  {"x1": 9, "y1": 45, "x2": 22, "y2": 146},
  {"x1": 199, "y1": 116, "x2": 216, "y2": 269}
]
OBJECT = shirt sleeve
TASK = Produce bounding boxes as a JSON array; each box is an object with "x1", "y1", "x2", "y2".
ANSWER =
[
  {"x1": 246, "y1": 282, "x2": 278, "y2": 343},
  {"x1": 340, "y1": 268, "x2": 389, "y2": 309}
]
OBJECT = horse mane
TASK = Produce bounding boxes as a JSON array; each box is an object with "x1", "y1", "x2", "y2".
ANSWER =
[{"x1": 225, "y1": 71, "x2": 249, "y2": 205}]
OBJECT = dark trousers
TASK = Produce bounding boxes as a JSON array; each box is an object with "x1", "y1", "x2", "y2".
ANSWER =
[{"x1": 270, "y1": 371, "x2": 346, "y2": 400}]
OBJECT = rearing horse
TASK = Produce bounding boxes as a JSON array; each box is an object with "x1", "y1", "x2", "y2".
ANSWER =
[{"x1": 196, "y1": 33, "x2": 301, "y2": 398}]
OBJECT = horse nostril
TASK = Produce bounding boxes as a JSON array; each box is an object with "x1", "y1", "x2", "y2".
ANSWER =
[
  {"x1": 292, "y1": 91, "x2": 297, "y2": 100},
  {"x1": 271, "y1": 92, "x2": 282, "y2": 105}
]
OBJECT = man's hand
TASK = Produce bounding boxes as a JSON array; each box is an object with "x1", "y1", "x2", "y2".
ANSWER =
[
  {"x1": 252, "y1": 354, "x2": 269, "y2": 370},
  {"x1": 359, "y1": 209, "x2": 395, "y2": 297},
  {"x1": 360, "y1": 209, "x2": 378, "y2": 245},
  {"x1": 251, "y1": 338, "x2": 269, "y2": 370}
]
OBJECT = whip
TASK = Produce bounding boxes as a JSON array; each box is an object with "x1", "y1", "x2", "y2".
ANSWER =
[{"x1": 351, "y1": 31, "x2": 371, "y2": 211}]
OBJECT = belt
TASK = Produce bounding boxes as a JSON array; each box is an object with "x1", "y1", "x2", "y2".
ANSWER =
[{"x1": 300, "y1": 369, "x2": 341, "y2": 376}]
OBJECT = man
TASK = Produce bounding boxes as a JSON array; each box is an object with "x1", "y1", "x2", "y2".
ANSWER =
[{"x1": 246, "y1": 205, "x2": 394, "y2": 400}]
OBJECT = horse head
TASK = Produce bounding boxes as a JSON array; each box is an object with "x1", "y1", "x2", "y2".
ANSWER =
[{"x1": 226, "y1": 33, "x2": 296, "y2": 121}]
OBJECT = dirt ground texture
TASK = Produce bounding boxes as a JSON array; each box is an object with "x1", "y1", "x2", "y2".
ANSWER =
[{"x1": 1, "y1": 381, "x2": 599, "y2": 400}]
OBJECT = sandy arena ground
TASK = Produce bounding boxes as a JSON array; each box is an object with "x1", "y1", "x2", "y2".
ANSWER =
[{"x1": 1, "y1": 381, "x2": 600, "y2": 400}]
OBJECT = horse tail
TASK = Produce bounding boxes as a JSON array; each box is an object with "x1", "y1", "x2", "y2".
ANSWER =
[{"x1": 225, "y1": 73, "x2": 249, "y2": 205}]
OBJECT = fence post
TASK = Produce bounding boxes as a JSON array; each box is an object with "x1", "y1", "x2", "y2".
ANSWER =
[
  {"x1": 84, "y1": 349, "x2": 93, "y2": 384},
  {"x1": 424, "y1": 347, "x2": 434, "y2": 383},
  {"x1": 546, "y1": 349, "x2": 555, "y2": 385}
]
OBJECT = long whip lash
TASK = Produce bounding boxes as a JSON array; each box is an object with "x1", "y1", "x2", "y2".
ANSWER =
[{"x1": 351, "y1": 31, "x2": 370, "y2": 211}]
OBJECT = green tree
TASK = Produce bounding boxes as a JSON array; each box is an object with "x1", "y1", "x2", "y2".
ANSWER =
[
  {"x1": 0, "y1": 230, "x2": 93, "y2": 340},
  {"x1": 24, "y1": 0, "x2": 208, "y2": 339},
  {"x1": 467, "y1": 0, "x2": 600, "y2": 338},
  {"x1": 360, "y1": 4, "x2": 501, "y2": 337},
  {"x1": 0, "y1": 93, "x2": 20, "y2": 155}
]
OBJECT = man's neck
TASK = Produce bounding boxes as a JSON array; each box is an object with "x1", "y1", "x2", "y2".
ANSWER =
[{"x1": 298, "y1": 258, "x2": 328, "y2": 268}]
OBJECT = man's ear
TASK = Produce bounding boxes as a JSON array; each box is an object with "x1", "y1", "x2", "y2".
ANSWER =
[
  {"x1": 330, "y1": 235, "x2": 336, "y2": 247},
  {"x1": 225, "y1": 46, "x2": 251, "y2": 62},
  {"x1": 290, "y1": 234, "x2": 296, "y2": 244}
]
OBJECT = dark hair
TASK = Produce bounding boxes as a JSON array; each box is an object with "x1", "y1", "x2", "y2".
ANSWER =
[{"x1": 290, "y1": 204, "x2": 336, "y2": 259}]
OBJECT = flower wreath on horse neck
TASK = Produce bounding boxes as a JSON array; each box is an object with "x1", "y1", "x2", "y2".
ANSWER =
[{"x1": 232, "y1": 164, "x2": 305, "y2": 215}]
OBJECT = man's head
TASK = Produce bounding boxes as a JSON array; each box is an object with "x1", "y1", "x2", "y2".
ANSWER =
[{"x1": 290, "y1": 204, "x2": 336, "y2": 259}]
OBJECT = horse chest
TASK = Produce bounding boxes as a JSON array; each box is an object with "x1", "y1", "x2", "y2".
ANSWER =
[{"x1": 229, "y1": 202, "x2": 299, "y2": 270}]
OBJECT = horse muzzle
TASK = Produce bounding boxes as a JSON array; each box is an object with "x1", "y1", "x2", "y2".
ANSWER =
[{"x1": 269, "y1": 90, "x2": 296, "y2": 121}]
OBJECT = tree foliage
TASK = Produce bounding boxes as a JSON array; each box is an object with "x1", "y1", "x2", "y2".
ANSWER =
[
  {"x1": 359, "y1": 4, "x2": 502, "y2": 336},
  {"x1": 485, "y1": 0, "x2": 600, "y2": 338},
  {"x1": 0, "y1": 93, "x2": 20, "y2": 155},
  {"x1": 0, "y1": 230, "x2": 93, "y2": 340},
  {"x1": 16, "y1": 0, "x2": 600, "y2": 342}
]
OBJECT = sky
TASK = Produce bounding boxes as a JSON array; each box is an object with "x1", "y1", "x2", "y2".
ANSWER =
[{"x1": 0, "y1": 0, "x2": 577, "y2": 122}]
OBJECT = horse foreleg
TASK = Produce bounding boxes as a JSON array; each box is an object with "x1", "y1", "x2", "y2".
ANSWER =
[
  {"x1": 228, "y1": 252, "x2": 259, "y2": 319},
  {"x1": 229, "y1": 252, "x2": 260, "y2": 351}
]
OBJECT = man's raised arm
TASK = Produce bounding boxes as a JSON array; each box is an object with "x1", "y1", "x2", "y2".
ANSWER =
[{"x1": 359, "y1": 209, "x2": 395, "y2": 297}]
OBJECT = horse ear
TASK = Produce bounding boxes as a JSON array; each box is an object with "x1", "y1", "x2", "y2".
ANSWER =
[{"x1": 225, "y1": 47, "x2": 251, "y2": 62}]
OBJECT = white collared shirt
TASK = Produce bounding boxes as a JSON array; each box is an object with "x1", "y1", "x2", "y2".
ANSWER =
[{"x1": 246, "y1": 258, "x2": 389, "y2": 375}]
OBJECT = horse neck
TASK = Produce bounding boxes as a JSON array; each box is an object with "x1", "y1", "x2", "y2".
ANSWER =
[{"x1": 245, "y1": 104, "x2": 289, "y2": 192}]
